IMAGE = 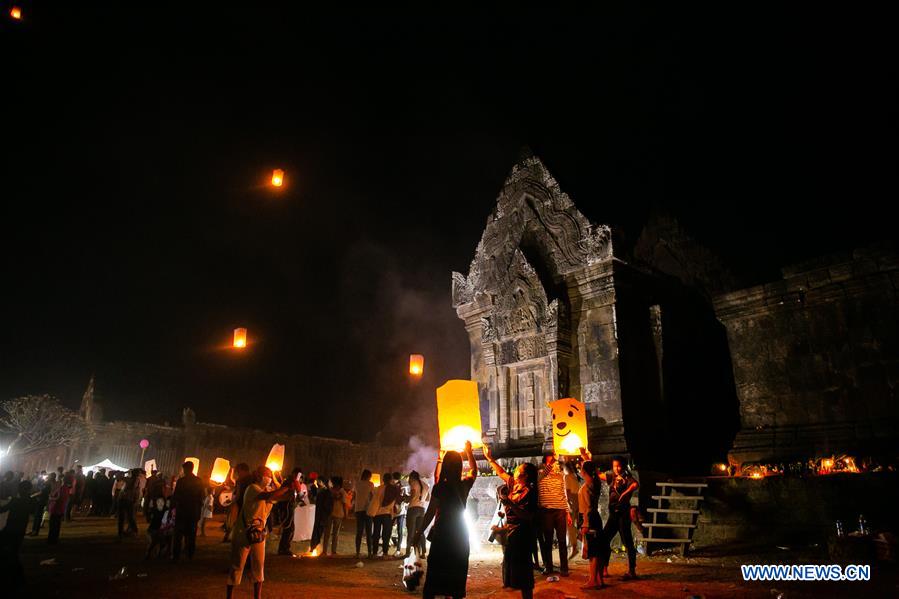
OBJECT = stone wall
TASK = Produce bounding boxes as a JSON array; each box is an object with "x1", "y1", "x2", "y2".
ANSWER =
[
  {"x1": 693, "y1": 473, "x2": 899, "y2": 550},
  {"x1": 10, "y1": 417, "x2": 408, "y2": 484},
  {"x1": 714, "y1": 245, "x2": 899, "y2": 463}
]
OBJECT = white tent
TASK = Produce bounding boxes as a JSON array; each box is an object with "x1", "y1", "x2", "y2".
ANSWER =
[{"x1": 84, "y1": 458, "x2": 129, "y2": 473}]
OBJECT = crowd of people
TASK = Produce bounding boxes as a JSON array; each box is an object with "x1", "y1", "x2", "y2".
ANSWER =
[{"x1": 1, "y1": 443, "x2": 642, "y2": 599}]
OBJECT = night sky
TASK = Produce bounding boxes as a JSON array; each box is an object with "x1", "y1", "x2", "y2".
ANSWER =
[{"x1": 1, "y1": 4, "x2": 895, "y2": 444}]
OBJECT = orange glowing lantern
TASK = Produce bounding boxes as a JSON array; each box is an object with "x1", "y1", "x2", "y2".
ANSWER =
[
  {"x1": 271, "y1": 169, "x2": 284, "y2": 187},
  {"x1": 436, "y1": 380, "x2": 482, "y2": 452},
  {"x1": 548, "y1": 397, "x2": 589, "y2": 456},
  {"x1": 233, "y1": 327, "x2": 247, "y2": 348},
  {"x1": 210, "y1": 458, "x2": 231, "y2": 484},
  {"x1": 184, "y1": 457, "x2": 200, "y2": 475},
  {"x1": 10, "y1": 6, "x2": 22, "y2": 20},
  {"x1": 266, "y1": 443, "x2": 285, "y2": 472},
  {"x1": 370, "y1": 473, "x2": 381, "y2": 487},
  {"x1": 409, "y1": 354, "x2": 424, "y2": 376}
]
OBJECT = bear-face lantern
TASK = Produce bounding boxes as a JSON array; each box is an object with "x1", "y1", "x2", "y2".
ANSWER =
[{"x1": 548, "y1": 397, "x2": 588, "y2": 456}]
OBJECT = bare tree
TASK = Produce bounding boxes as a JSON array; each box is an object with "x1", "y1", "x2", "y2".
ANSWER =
[{"x1": 0, "y1": 395, "x2": 93, "y2": 456}]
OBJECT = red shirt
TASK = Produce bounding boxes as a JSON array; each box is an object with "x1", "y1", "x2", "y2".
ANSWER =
[{"x1": 49, "y1": 484, "x2": 71, "y2": 516}]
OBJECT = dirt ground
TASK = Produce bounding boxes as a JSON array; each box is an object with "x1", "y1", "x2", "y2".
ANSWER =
[{"x1": 16, "y1": 515, "x2": 898, "y2": 598}]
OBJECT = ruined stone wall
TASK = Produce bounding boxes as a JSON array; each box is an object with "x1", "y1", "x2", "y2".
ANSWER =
[
  {"x1": 715, "y1": 246, "x2": 899, "y2": 463},
  {"x1": 11, "y1": 419, "x2": 408, "y2": 483}
]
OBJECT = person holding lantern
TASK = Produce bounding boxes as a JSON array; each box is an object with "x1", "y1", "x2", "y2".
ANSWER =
[
  {"x1": 591, "y1": 451, "x2": 639, "y2": 580},
  {"x1": 412, "y1": 440, "x2": 478, "y2": 599},
  {"x1": 226, "y1": 465, "x2": 300, "y2": 599},
  {"x1": 481, "y1": 444, "x2": 538, "y2": 599},
  {"x1": 537, "y1": 452, "x2": 572, "y2": 577},
  {"x1": 577, "y1": 458, "x2": 604, "y2": 590}
]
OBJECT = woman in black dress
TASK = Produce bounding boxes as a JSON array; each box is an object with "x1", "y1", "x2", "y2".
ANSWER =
[
  {"x1": 482, "y1": 444, "x2": 537, "y2": 599},
  {"x1": 412, "y1": 441, "x2": 478, "y2": 599}
]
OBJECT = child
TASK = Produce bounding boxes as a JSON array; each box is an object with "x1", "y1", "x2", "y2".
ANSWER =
[
  {"x1": 200, "y1": 487, "x2": 214, "y2": 536},
  {"x1": 145, "y1": 497, "x2": 170, "y2": 559}
]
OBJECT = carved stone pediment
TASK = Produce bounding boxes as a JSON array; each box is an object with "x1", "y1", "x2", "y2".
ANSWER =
[{"x1": 452, "y1": 154, "x2": 613, "y2": 309}]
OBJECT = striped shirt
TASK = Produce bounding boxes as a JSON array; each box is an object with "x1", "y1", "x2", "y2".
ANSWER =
[{"x1": 538, "y1": 463, "x2": 569, "y2": 510}]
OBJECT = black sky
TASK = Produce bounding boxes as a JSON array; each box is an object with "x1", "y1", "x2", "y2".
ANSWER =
[{"x1": 1, "y1": 4, "x2": 895, "y2": 443}]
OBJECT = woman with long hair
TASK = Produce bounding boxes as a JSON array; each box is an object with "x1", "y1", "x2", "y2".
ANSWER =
[
  {"x1": 412, "y1": 440, "x2": 478, "y2": 599},
  {"x1": 482, "y1": 444, "x2": 538, "y2": 599},
  {"x1": 404, "y1": 470, "x2": 429, "y2": 558}
]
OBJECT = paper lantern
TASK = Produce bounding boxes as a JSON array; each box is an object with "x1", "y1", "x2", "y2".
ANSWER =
[
  {"x1": 370, "y1": 473, "x2": 381, "y2": 487},
  {"x1": 210, "y1": 458, "x2": 231, "y2": 484},
  {"x1": 144, "y1": 459, "x2": 157, "y2": 473},
  {"x1": 266, "y1": 443, "x2": 285, "y2": 472},
  {"x1": 233, "y1": 327, "x2": 247, "y2": 348},
  {"x1": 184, "y1": 457, "x2": 200, "y2": 475},
  {"x1": 271, "y1": 169, "x2": 284, "y2": 187},
  {"x1": 409, "y1": 354, "x2": 424, "y2": 376},
  {"x1": 10, "y1": 7, "x2": 22, "y2": 20},
  {"x1": 548, "y1": 397, "x2": 588, "y2": 456},
  {"x1": 436, "y1": 380, "x2": 482, "y2": 452}
]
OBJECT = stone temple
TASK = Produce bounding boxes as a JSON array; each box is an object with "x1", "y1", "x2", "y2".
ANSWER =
[{"x1": 453, "y1": 151, "x2": 897, "y2": 472}]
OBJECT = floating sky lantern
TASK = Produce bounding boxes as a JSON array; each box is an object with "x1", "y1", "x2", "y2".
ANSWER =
[
  {"x1": 436, "y1": 380, "x2": 482, "y2": 452},
  {"x1": 409, "y1": 354, "x2": 424, "y2": 376},
  {"x1": 184, "y1": 456, "x2": 200, "y2": 475},
  {"x1": 548, "y1": 397, "x2": 589, "y2": 456},
  {"x1": 210, "y1": 458, "x2": 231, "y2": 484},
  {"x1": 370, "y1": 473, "x2": 381, "y2": 487},
  {"x1": 233, "y1": 327, "x2": 247, "y2": 348},
  {"x1": 144, "y1": 459, "x2": 157, "y2": 473},
  {"x1": 266, "y1": 443, "x2": 285, "y2": 472},
  {"x1": 10, "y1": 6, "x2": 22, "y2": 20},
  {"x1": 271, "y1": 169, "x2": 284, "y2": 187}
]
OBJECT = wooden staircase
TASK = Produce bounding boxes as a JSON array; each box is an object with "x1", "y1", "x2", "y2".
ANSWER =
[{"x1": 640, "y1": 482, "x2": 707, "y2": 556}]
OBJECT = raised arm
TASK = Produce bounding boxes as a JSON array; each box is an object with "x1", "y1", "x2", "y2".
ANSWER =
[
  {"x1": 481, "y1": 444, "x2": 511, "y2": 483},
  {"x1": 465, "y1": 440, "x2": 478, "y2": 480},
  {"x1": 258, "y1": 479, "x2": 298, "y2": 503}
]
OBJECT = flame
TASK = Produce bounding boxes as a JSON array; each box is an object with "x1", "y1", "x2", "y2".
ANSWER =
[
  {"x1": 10, "y1": 7, "x2": 22, "y2": 20},
  {"x1": 750, "y1": 472, "x2": 763, "y2": 479},
  {"x1": 440, "y1": 425, "x2": 481, "y2": 452},
  {"x1": 558, "y1": 432, "x2": 584, "y2": 455}
]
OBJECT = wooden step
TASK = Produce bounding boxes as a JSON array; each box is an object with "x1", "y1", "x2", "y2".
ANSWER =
[
  {"x1": 642, "y1": 523, "x2": 697, "y2": 529},
  {"x1": 642, "y1": 538, "x2": 692, "y2": 544},
  {"x1": 651, "y1": 495, "x2": 703, "y2": 501},
  {"x1": 647, "y1": 508, "x2": 700, "y2": 515},
  {"x1": 656, "y1": 482, "x2": 708, "y2": 488}
]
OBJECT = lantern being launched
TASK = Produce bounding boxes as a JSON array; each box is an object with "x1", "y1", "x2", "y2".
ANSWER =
[
  {"x1": 409, "y1": 354, "x2": 424, "y2": 376},
  {"x1": 266, "y1": 443, "x2": 285, "y2": 472},
  {"x1": 370, "y1": 473, "x2": 381, "y2": 487},
  {"x1": 184, "y1": 457, "x2": 200, "y2": 475},
  {"x1": 436, "y1": 380, "x2": 483, "y2": 452},
  {"x1": 271, "y1": 168, "x2": 284, "y2": 187},
  {"x1": 233, "y1": 327, "x2": 247, "y2": 348},
  {"x1": 211, "y1": 458, "x2": 231, "y2": 484},
  {"x1": 548, "y1": 397, "x2": 589, "y2": 456}
]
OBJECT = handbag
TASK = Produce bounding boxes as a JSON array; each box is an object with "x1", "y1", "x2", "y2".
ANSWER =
[{"x1": 243, "y1": 509, "x2": 267, "y2": 545}]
